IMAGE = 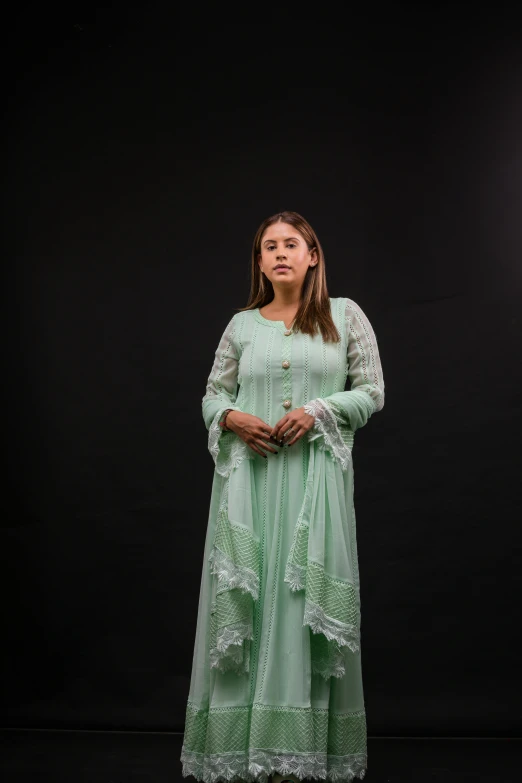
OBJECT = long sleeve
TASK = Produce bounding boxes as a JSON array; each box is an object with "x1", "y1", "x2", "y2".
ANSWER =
[
  {"x1": 304, "y1": 298, "x2": 385, "y2": 469},
  {"x1": 202, "y1": 314, "x2": 245, "y2": 475}
]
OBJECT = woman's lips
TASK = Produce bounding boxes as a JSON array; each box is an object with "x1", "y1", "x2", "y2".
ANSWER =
[{"x1": 275, "y1": 266, "x2": 290, "y2": 271}]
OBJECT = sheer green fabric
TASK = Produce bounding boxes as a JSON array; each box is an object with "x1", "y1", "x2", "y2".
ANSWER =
[{"x1": 181, "y1": 297, "x2": 385, "y2": 783}]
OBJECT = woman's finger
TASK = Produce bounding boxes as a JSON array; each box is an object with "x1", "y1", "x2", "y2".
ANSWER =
[
  {"x1": 248, "y1": 440, "x2": 270, "y2": 457},
  {"x1": 282, "y1": 424, "x2": 296, "y2": 440},
  {"x1": 271, "y1": 418, "x2": 289, "y2": 441},
  {"x1": 286, "y1": 427, "x2": 304, "y2": 446},
  {"x1": 245, "y1": 439, "x2": 261, "y2": 456},
  {"x1": 260, "y1": 437, "x2": 279, "y2": 454}
]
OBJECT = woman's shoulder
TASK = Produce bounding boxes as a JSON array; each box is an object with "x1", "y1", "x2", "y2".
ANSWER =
[
  {"x1": 230, "y1": 308, "x2": 255, "y2": 325},
  {"x1": 225, "y1": 308, "x2": 257, "y2": 335},
  {"x1": 336, "y1": 296, "x2": 366, "y2": 314},
  {"x1": 329, "y1": 295, "x2": 361, "y2": 315},
  {"x1": 334, "y1": 295, "x2": 359, "y2": 307},
  {"x1": 334, "y1": 297, "x2": 375, "y2": 327}
]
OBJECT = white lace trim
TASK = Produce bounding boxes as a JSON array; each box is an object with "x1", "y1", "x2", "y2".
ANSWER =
[
  {"x1": 284, "y1": 560, "x2": 307, "y2": 592},
  {"x1": 208, "y1": 407, "x2": 251, "y2": 478},
  {"x1": 181, "y1": 747, "x2": 367, "y2": 782},
  {"x1": 304, "y1": 399, "x2": 352, "y2": 471},
  {"x1": 285, "y1": 571, "x2": 359, "y2": 678},
  {"x1": 311, "y1": 647, "x2": 346, "y2": 680},
  {"x1": 304, "y1": 599, "x2": 360, "y2": 655},
  {"x1": 209, "y1": 618, "x2": 253, "y2": 674},
  {"x1": 208, "y1": 546, "x2": 260, "y2": 601}
]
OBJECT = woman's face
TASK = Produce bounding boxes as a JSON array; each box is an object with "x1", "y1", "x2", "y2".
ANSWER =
[{"x1": 257, "y1": 221, "x2": 317, "y2": 291}]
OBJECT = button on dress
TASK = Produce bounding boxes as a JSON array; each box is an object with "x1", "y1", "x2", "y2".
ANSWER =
[{"x1": 181, "y1": 297, "x2": 385, "y2": 783}]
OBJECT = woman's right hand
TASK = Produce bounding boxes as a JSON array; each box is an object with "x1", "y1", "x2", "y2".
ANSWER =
[{"x1": 225, "y1": 411, "x2": 280, "y2": 457}]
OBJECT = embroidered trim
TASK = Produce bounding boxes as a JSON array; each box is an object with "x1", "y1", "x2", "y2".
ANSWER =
[
  {"x1": 311, "y1": 645, "x2": 346, "y2": 680},
  {"x1": 207, "y1": 470, "x2": 259, "y2": 676},
  {"x1": 209, "y1": 617, "x2": 253, "y2": 675},
  {"x1": 284, "y1": 448, "x2": 360, "y2": 678},
  {"x1": 182, "y1": 701, "x2": 367, "y2": 781},
  {"x1": 208, "y1": 546, "x2": 260, "y2": 602},
  {"x1": 304, "y1": 599, "x2": 360, "y2": 655},
  {"x1": 345, "y1": 297, "x2": 385, "y2": 413},
  {"x1": 284, "y1": 560, "x2": 307, "y2": 592},
  {"x1": 283, "y1": 455, "x2": 314, "y2": 588},
  {"x1": 208, "y1": 407, "x2": 252, "y2": 478},
  {"x1": 281, "y1": 326, "x2": 293, "y2": 406},
  {"x1": 181, "y1": 747, "x2": 367, "y2": 782},
  {"x1": 304, "y1": 399, "x2": 352, "y2": 471}
]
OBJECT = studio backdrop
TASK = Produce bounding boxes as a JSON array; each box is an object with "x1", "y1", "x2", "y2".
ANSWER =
[{"x1": 3, "y1": 14, "x2": 521, "y2": 738}]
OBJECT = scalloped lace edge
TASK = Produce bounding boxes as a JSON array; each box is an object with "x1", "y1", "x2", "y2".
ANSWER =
[
  {"x1": 283, "y1": 559, "x2": 361, "y2": 678},
  {"x1": 304, "y1": 599, "x2": 360, "y2": 654},
  {"x1": 209, "y1": 618, "x2": 253, "y2": 674},
  {"x1": 284, "y1": 564, "x2": 360, "y2": 654},
  {"x1": 181, "y1": 747, "x2": 367, "y2": 782},
  {"x1": 209, "y1": 546, "x2": 260, "y2": 601},
  {"x1": 304, "y1": 399, "x2": 352, "y2": 471},
  {"x1": 284, "y1": 560, "x2": 307, "y2": 592},
  {"x1": 311, "y1": 647, "x2": 346, "y2": 680}
]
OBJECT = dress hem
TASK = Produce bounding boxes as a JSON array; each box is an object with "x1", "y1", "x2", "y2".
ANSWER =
[{"x1": 181, "y1": 747, "x2": 367, "y2": 783}]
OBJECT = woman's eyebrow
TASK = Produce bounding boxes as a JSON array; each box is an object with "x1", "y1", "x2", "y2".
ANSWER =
[{"x1": 263, "y1": 236, "x2": 301, "y2": 246}]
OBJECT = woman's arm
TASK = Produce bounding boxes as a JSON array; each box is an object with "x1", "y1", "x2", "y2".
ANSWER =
[
  {"x1": 202, "y1": 315, "x2": 241, "y2": 425},
  {"x1": 304, "y1": 298, "x2": 385, "y2": 467},
  {"x1": 202, "y1": 314, "x2": 244, "y2": 469}
]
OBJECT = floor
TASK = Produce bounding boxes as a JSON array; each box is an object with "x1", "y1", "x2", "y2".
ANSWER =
[{"x1": 0, "y1": 730, "x2": 520, "y2": 782}]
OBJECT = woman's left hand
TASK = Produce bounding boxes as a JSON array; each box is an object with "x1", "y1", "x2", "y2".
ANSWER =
[{"x1": 270, "y1": 406, "x2": 315, "y2": 447}]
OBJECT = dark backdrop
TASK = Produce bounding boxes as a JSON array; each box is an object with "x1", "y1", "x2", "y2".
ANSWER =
[{"x1": 4, "y1": 9, "x2": 522, "y2": 736}]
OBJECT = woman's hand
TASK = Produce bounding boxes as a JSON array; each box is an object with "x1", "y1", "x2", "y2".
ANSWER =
[
  {"x1": 225, "y1": 411, "x2": 280, "y2": 458},
  {"x1": 270, "y1": 406, "x2": 315, "y2": 447}
]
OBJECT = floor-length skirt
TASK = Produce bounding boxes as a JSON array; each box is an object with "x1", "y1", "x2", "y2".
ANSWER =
[{"x1": 181, "y1": 437, "x2": 367, "y2": 783}]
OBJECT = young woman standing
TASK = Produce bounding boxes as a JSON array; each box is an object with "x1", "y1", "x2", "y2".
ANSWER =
[{"x1": 181, "y1": 211, "x2": 385, "y2": 783}]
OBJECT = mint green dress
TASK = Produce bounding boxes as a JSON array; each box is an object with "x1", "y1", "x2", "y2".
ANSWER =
[{"x1": 181, "y1": 297, "x2": 385, "y2": 783}]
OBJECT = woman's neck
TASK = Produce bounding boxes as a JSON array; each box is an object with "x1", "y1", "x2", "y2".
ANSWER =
[{"x1": 268, "y1": 292, "x2": 301, "y2": 310}]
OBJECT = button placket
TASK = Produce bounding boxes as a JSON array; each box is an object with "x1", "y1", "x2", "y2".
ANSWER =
[{"x1": 281, "y1": 329, "x2": 293, "y2": 411}]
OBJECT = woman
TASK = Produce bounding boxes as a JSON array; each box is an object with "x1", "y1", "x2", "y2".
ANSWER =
[{"x1": 181, "y1": 211, "x2": 385, "y2": 783}]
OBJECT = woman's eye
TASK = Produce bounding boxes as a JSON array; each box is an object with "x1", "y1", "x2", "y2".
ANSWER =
[{"x1": 287, "y1": 243, "x2": 296, "y2": 248}]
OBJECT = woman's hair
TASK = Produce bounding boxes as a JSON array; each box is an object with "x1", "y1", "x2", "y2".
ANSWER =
[{"x1": 236, "y1": 210, "x2": 340, "y2": 342}]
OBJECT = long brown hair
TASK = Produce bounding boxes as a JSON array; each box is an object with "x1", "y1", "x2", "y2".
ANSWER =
[{"x1": 236, "y1": 211, "x2": 340, "y2": 342}]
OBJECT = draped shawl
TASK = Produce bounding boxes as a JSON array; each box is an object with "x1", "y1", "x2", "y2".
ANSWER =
[{"x1": 203, "y1": 298, "x2": 384, "y2": 680}]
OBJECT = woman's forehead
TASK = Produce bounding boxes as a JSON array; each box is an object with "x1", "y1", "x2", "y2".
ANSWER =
[{"x1": 262, "y1": 223, "x2": 303, "y2": 241}]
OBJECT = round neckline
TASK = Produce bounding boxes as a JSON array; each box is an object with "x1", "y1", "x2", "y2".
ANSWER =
[
  {"x1": 254, "y1": 308, "x2": 295, "y2": 332},
  {"x1": 253, "y1": 297, "x2": 333, "y2": 331}
]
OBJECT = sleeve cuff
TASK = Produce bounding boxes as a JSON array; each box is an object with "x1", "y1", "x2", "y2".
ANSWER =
[
  {"x1": 208, "y1": 406, "x2": 249, "y2": 477},
  {"x1": 304, "y1": 398, "x2": 352, "y2": 471}
]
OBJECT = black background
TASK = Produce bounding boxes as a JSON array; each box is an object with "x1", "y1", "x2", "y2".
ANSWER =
[{"x1": 4, "y1": 6, "x2": 522, "y2": 737}]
